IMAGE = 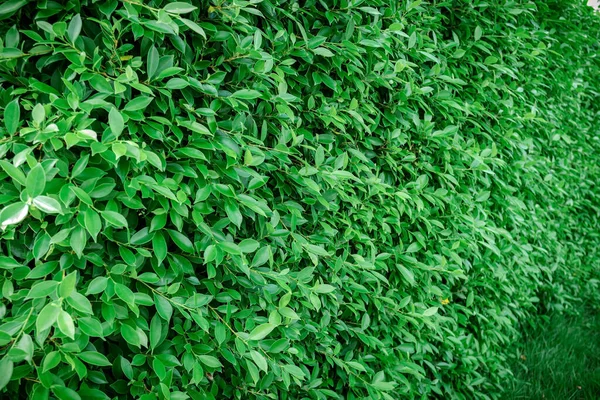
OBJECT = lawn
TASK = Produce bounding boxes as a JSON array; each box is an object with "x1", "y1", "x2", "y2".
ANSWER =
[{"x1": 506, "y1": 309, "x2": 600, "y2": 399}]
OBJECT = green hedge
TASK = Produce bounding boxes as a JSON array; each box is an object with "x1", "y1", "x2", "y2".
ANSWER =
[{"x1": 0, "y1": 0, "x2": 599, "y2": 399}]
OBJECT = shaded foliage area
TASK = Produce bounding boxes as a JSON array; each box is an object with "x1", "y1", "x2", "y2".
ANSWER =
[
  {"x1": 507, "y1": 309, "x2": 600, "y2": 400},
  {"x1": 0, "y1": 0, "x2": 598, "y2": 399}
]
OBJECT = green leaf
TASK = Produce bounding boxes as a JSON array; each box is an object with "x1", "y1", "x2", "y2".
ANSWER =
[
  {"x1": 224, "y1": 199, "x2": 243, "y2": 228},
  {"x1": 114, "y1": 283, "x2": 135, "y2": 307},
  {"x1": 167, "y1": 230, "x2": 194, "y2": 253},
  {"x1": 0, "y1": 358, "x2": 13, "y2": 390},
  {"x1": 150, "y1": 315, "x2": 162, "y2": 350},
  {"x1": 57, "y1": 309, "x2": 75, "y2": 339},
  {"x1": 84, "y1": 208, "x2": 102, "y2": 242},
  {"x1": 248, "y1": 323, "x2": 276, "y2": 340},
  {"x1": 3, "y1": 99, "x2": 20, "y2": 134},
  {"x1": 251, "y1": 246, "x2": 270, "y2": 267},
  {"x1": 396, "y1": 264, "x2": 415, "y2": 286},
  {"x1": 231, "y1": 89, "x2": 262, "y2": 100},
  {"x1": 0, "y1": 202, "x2": 29, "y2": 228},
  {"x1": 66, "y1": 292, "x2": 93, "y2": 314},
  {"x1": 78, "y1": 317, "x2": 104, "y2": 337},
  {"x1": 124, "y1": 96, "x2": 154, "y2": 112},
  {"x1": 0, "y1": 256, "x2": 21, "y2": 269},
  {"x1": 85, "y1": 276, "x2": 108, "y2": 295},
  {"x1": 239, "y1": 239, "x2": 259, "y2": 253},
  {"x1": 198, "y1": 355, "x2": 222, "y2": 369},
  {"x1": 120, "y1": 324, "x2": 140, "y2": 347},
  {"x1": 109, "y1": 108, "x2": 124, "y2": 138},
  {"x1": 101, "y1": 210, "x2": 128, "y2": 229},
  {"x1": 147, "y1": 45, "x2": 159, "y2": 80},
  {"x1": 52, "y1": 385, "x2": 82, "y2": 400},
  {"x1": 475, "y1": 26, "x2": 483, "y2": 41},
  {"x1": 154, "y1": 293, "x2": 173, "y2": 322},
  {"x1": 0, "y1": 0, "x2": 28, "y2": 20},
  {"x1": 250, "y1": 350, "x2": 268, "y2": 372},
  {"x1": 313, "y1": 284, "x2": 336, "y2": 294},
  {"x1": 218, "y1": 241, "x2": 242, "y2": 256},
  {"x1": 0, "y1": 160, "x2": 25, "y2": 185},
  {"x1": 164, "y1": 2, "x2": 197, "y2": 13},
  {"x1": 27, "y1": 280, "x2": 59, "y2": 299},
  {"x1": 181, "y1": 18, "x2": 206, "y2": 39},
  {"x1": 33, "y1": 196, "x2": 63, "y2": 214},
  {"x1": 78, "y1": 351, "x2": 112, "y2": 367},
  {"x1": 59, "y1": 271, "x2": 77, "y2": 298},
  {"x1": 423, "y1": 307, "x2": 439, "y2": 317},
  {"x1": 43, "y1": 351, "x2": 61, "y2": 373},
  {"x1": 278, "y1": 307, "x2": 300, "y2": 320},
  {"x1": 36, "y1": 302, "x2": 60, "y2": 332},
  {"x1": 26, "y1": 164, "x2": 46, "y2": 197},
  {"x1": 67, "y1": 14, "x2": 82, "y2": 42},
  {"x1": 32, "y1": 103, "x2": 45, "y2": 124}
]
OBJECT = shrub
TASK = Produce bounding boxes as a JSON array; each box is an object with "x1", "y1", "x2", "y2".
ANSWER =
[{"x1": 0, "y1": 0, "x2": 598, "y2": 399}]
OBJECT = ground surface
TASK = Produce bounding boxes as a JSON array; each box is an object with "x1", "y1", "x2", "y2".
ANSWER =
[{"x1": 506, "y1": 309, "x2": 600, "y2": 399}]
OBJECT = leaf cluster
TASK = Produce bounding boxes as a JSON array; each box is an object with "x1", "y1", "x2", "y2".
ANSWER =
[{"x1": 0, "y1": 0, "x2": 599, "y2": 399}]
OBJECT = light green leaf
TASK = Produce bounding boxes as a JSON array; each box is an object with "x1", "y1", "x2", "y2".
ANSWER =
[
  {"x1": 248, "y1": 323, "x2": 276, "y2": 340},
  {"x1": 67, "y1": 14, "x2": 82, "y2": 42},
  {"x1": 78, "y1": 351, "x2": 112, "y2": 367},
  {"x1": 109, "y1": 108, "x2": 124, "y2": 138},
  {"x1": 36, "y1": 302, "x2": 60, "y2": 332},
  {"x1": 164, "y1": 2, "x2": 197, "y2": 13},
  {"x1": 3, "y1": 99, "x2": 20, "y2": 134},
  {"x1": 26, "y1": 164, "x2": 46, "y2": 197},
  {"x1": 57, "y1": 309, "x2": 75, "y2": 339}
]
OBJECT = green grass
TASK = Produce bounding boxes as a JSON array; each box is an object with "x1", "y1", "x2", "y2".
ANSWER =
[{"x1": 506, "y1": 309, "x2": 600, "y2": 400}]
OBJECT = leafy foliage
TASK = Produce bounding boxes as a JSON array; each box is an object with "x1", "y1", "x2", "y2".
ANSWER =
[{"x1": 0, "y1": 0, "x2": 599, "y2": 399}]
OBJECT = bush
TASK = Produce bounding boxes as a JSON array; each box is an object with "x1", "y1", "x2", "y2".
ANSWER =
[{"x1": 0, "y1": 0, "x2": 599, "y2": 399}]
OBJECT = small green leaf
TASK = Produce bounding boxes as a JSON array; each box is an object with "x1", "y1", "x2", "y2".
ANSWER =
[
  {"x1": 150, "y1": 315, "x2": 162, "y2": 350},
  {"x1": 67, "y1": 14, "x2": 82, "y2": 42},
  {"x1": 154, "y1": 293, "x2": 173, "y2": 322},
  {"x1": 26, "y1": 164, "x2": 46, "y2": 197},
  {"x1": 231, "y1": 89, "x2": 262, "y2": 100},
  {"x1": 423, "y1": 307, "x2": 439, "y2": 317},
  {"x1": 33, "y1": 196, "x2": 63, "y2": 214},
  {"x1": 84, "y1": 208, "x2": 102, "y2": 242},
  {"x1": 152, "y1": 231, "x2": 167, "y2": 265},
  {"x1": 78, "y1": 317, "x2": 104, "y2": 337},
  {"x1": 250, "y1": 350, "x2": 268, "y2": 372},
  {"x1": 3, "y1": 99, "x2": 20, "y2": 134},
  {"x1": 27, "y1": 280, "x2": 59, "y2": 299},
  {"x1": 43, "y1": 351, "x2": 61, "y2": 373},
  {"x1": 85, "y1": 276, "x2": 108, "y2": 295},
  {"x1": 475, "y1": 26, "x2": 483, "y2": 41},
  {"x1": 313, "y1": 284, "x2": 336, "y2": 294},
  {"x1": 164, "y1": 2, "x2": 197, "y2": 13},
  {"x1": 198, "y1": 355, "x2": 222, "y2": 368},
  {"x1": 101, "y1": 210, "x2": 128, "y2": 229},
  {"x1": 57, "y1": 309, "x2": 75, "y2": 339},
  {"x1": 0, "y1": 256, "x2": 21, "y2": 269},
  {"x1": 0, "y1": 202, "x2": 29, "y2": 228},
  {"x1": 59, "y1": 271, "x2": 77, "y2": 298},
  {"x1": 0, "y1": 357, "x2": 14, "y2": 390},
  {"x1": 32, "y1": 103, "x2": 45, "y2": 125},
  {"x1": 36, "y1": 302, "x2": 60, "y2": 332},
  {"x1": 109, "y1": 108, "x2": 124, "y2": 138},
  {"x1": 248, "y1": 323, "x2": 276, "y2": 340},
  {"x1": 124, "y1": 96, "x2": 153, "y2": 112},
  {"x1": 167, "y1": 230, "x2": 194, "y2": 253},
  {"x1": 147, "y1": 45, "x2": 159, "y2": 80},
  {"x1": 120, "y1": 324, "x2": 141, "y2": 347},
  {"x1": 78, "y1": 351, "x2": 112, "y2": 367},
  {"x1": 115, "y1": 283, "x2": 135, "y2": 307}
]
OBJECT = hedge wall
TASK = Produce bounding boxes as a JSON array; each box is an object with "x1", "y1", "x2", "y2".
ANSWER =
[{"x1": 0, "y1": 0, "x2": 599, "y2": 399}]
